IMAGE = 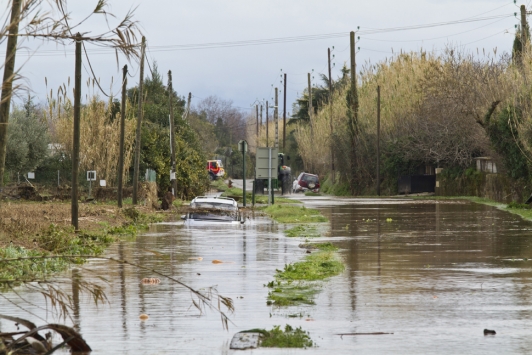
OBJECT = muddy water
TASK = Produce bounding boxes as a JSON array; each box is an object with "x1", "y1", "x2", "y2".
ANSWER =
[{"x1": 2, "y1": 198, "x2": 532, "y2": 354}]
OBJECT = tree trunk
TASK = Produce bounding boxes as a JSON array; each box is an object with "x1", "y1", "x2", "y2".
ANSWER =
[{"x1": 0, "y1": 0, "x2": 22, "y2": 188}]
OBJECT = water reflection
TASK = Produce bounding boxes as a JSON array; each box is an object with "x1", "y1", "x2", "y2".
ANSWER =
[{"x1": 1, "y1": 199, "x2": 532, "y2": 354}]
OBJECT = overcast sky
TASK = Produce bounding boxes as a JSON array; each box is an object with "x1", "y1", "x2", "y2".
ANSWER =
[{"x1": 2, "y1": 0, "x2": 523, "y2": 115}]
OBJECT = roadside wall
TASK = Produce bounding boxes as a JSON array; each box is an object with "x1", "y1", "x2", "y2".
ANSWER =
[{"x1": 435, "y1": 172, "x2": 527, "y2": 204}]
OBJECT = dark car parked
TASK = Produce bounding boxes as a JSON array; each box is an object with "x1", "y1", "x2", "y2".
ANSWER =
[{"x1": 293, "y1": 172, "x2": 320, "y2": 193}]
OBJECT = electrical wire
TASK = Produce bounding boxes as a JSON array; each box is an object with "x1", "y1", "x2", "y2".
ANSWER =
[
  {"x1": 2, "y1": 12, "x2": 516, "y2": 58},
  {"x1": 362, "y1": 17, "x2": 509, "y2": 43}
]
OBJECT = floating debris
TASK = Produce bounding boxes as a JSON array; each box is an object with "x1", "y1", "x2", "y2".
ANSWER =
[
  {"x1": 484, "y1": 329, "x2": 496, "y2": 335},
  {"x1": 188, "y1": 257, "x2": 203, "y2": 261},
  {"x1": 139, "y1": 314, "x2": 149, "y2": 321},
  {"x1": 141, "y1": 278, "x2": 161, "y2": 285},
  {"x1": 212, "y1": 260, "x2": 235, "y2": 264},
  {"x1": 229, "y1": 332, "x2": 260, "y2": 350}
]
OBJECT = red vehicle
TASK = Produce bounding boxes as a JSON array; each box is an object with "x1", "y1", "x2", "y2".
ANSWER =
[
  {"x1": 207, "y1": 160, "x2": 225, "y2": 180},
  {"x1": 293, "y1": 172, "x2": 320, "y2": 193}
]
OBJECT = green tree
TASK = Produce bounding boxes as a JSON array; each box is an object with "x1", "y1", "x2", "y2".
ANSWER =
[
  {"x1": 6, "y1": 98, "x2": 48, "y2": 175},
  {"x1": 485, "y1": 105, "x2": 529, "y2": 180},
  {"x1": 512, "y1": 24, "x2": 530, "y2": 64},
  {"x1": 128, "y1": 64, "x2": 208, "y2": 198}
]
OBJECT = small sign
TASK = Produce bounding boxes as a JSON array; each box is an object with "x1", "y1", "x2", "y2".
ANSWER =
[
  {"x1": 99, "y1": 180, "x2": 106, "y2": 187},
  {"x1": 27, "y1": 172, "x2": 35, "y2": 179},
  {"x1": 238, "y1": 140, "x2": 248, "y2": 153},
  {"x1": 87, "y1": 171, "x2": 96, "y2": 181},
  {"x1": 170, "y1": 171, "x2": 176, "y2": 180}
]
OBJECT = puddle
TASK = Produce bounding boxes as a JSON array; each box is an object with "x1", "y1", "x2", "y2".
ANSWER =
[{"x1": 1, "y1": 198, "x2": 532, "y2": 354}]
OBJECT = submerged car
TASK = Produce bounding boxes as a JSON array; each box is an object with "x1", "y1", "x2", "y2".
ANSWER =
[
  {"x1": 181, "y1": 196, "x2": 244, "y2": 224},
  {"x1": 293, "y1": 172, "x2": 320, "y2": 193}
]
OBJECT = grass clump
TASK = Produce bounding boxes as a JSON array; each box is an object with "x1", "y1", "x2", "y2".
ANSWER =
[
  {"x1": 266, "y1": 281, "x2": 318, "y2": 306},
  {"x1": 299, "y1": 242, "x2": 338, "y2": 251},
  {"x1": 284, "y1": 225, "x2": 319, "y2": 238},
  {"x1": 263, "y1": 205, "x2": 328, "y2": 223},
  {"x1": 304, "y1": 192, "x2": 322, "y2": 196},
  {"x1": 277, "y1": 251, "x2": 344, "y2": 281},
  {"x1": 266, "y1": 251, "x2": 344, "y2": 306},
  {"x1": 242, "y1": 325, "x2": 313, "y2": 348}
]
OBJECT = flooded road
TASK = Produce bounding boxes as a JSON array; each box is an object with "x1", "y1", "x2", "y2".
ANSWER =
[{"x1": 2, "y1": 197, "x2": 532, "y2": 354}]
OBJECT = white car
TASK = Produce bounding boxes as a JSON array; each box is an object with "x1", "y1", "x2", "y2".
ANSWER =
[{"x1": 182, "y1": 196, "x2": 244, "y2": 225}]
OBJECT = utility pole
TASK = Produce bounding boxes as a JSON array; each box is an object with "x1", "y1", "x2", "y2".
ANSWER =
[
  {"x1": 132, "y1": 36, "x2": 145, "y2": 204},
  {"x1": 266, "y1": 100, "x2": 269, "y2": 147},
  {"x1": 168, "y1": 70, "x2": 177, "y2": 198},
  {"x1": 328, "y1": 47, "x2": 335, "y2": 183},
  {"x1": 307, "y1": 73, "x2": 312, "y2": 134},
  {"x1": 283, "y1": 73, "x2": 287, "y2": 150},
  {"x1": 183, "y1": 92, "x2": 192, "y2": 121},
  {"x1": 522, "y1": 5, "x2": 527, "y2": 53},
  {"x1": 349, "y1": 31, "x2": 359, "y2": 194},
  {"x1": 256, "y1": 104, "x2": 259, "y2": 143},
  {"x1": 72, "y1": 33, "x2": 82, "y2": 230},
  {"x1": 118, "y1": 64, "x2": 127, "y2": 208},
  {"x1": 274, "y1": 88, "x2": 279, "y2": 148},
  {"x1": 377, "y1": 85, "x2": 381, "y2": 196},
  {"x1": 0, "y1": 0, "x2": 21, "y2": 189}
]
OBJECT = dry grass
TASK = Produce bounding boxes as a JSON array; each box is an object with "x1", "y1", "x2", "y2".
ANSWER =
[
  {"x1": 47, "y1": 96, "x2": 136, "y2": 187},
  {"x1": 294, "y1": 47, "x2": 532, "y2": 188},
  {"x1": 0, "y1": 201, "x2": 155, "y2": 249}
]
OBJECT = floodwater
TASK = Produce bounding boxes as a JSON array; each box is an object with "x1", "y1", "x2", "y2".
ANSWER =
[{"x1": 2, "y1": 197, "x2": 532, "y2": 354}]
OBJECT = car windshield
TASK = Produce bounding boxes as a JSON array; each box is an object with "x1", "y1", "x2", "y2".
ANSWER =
[
  {"x1": 191, "y1": 202, "x2": 236, "y2": 211},
  {"x1": 189, "y1": 211, "x2": 239, "y2": 221},
  {"x1": 302, "y1": 175, "x2": 319, "y2": 183}
]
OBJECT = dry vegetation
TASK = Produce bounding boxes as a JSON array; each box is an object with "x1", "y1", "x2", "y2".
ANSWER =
[
  {"x1": 0, "y1": 201, "x2": 148, "y2": 249},
  {"x1": 48, "y1": 92, "x2": 137, "y2": 187},
  {"x1": 293, "y1": 47, "x2": 532, "y2": 193}
]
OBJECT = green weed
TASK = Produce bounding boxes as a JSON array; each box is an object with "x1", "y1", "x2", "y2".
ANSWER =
[
  {"x1": 262, "y1": 205, "x2": 328, "y2": 223},
  {"x1": 266, "y1": 251, "x2": 343, "y2": 306},
  {"x1": 266, "y1": 282, "x2": 318, "y2": 306},
  {"x1": 241, "y1": 325, "x2": 313, "y2": 348},
  {"x1": 284, "y1": 225, "x2": 319, "y2": 238},
  {"x1": 299, "y1": 242, "x2": 338, "y2": 251},
  {"x1": 276, "y1": 251, "x2": 344, "y2": 281},
  {"x1": 304, "y1": 192, "x2": 322, "y2": 196}
]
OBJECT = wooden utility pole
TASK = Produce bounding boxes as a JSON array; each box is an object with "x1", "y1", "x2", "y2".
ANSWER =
[
  {"x1": 0, "y1": 0, "x2": 22, "y2": 189},
  {"x1": 118, "y1": 64, "x2": 127, "y2": 208},
  {"x1": 72, "y1": 33, "x2": 82, "y2": 229},
  {"x1": 283, "y1": 73, "x2": 287, "y2": 150},
  {"x1": 274, "y1": 88, "x2": 279, "y2": 148},
  {"x1": 132, "y1": 36, "x2": 146, "y2": 204},
  {"x1": 328, "y1": 47, "x2": 335, "y2": 183},
  {"x1": 266, "y1": 100, "x2": 269, "y2": 147},
  {"x1": 185, "y1": 92, "x2": 192, "y2": 120},
  {"x1": 308, "y1": 73, "x2": 312, "y2": 133},
  {"x1": 349, "y1": 31, "x2": 359, "y2": 194},
  {"x1": 168, "y1": 70, "x2": 177, "y2": 198},
  {"x1": 377, "y1": 85, "x2": 381, "y2": 196},
  {"x1": 521, "y1": 5, "x2": 527, "y2": 53},
  {"x1": 256, "y1": 104, "x2": 259, "y2": 142},
  {"x1": 350, "y1": 32, "x2": 358, "y2": 123}
]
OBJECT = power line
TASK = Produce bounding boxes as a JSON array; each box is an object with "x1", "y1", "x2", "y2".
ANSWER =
[
  {"x1": 1, "y1": 12, "x2": 516, "y2": 58},
  {"x1": 362, "y1": 17, "x2": 509, "y2": 43}
]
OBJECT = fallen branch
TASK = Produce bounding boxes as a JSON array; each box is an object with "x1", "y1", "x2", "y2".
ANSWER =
[{"x1": 0, "y1": 254, "x2": 235, "y2": 329}]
